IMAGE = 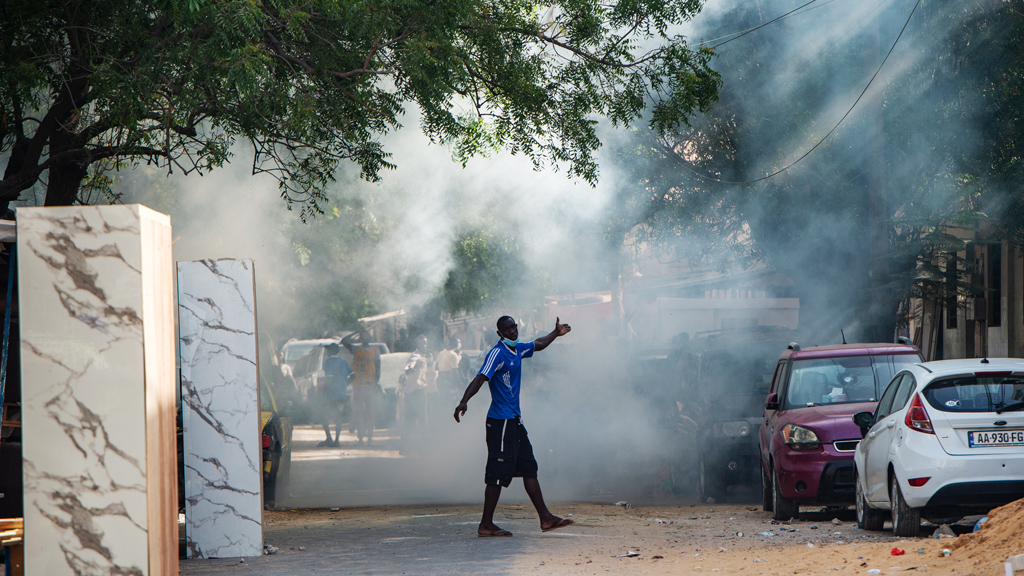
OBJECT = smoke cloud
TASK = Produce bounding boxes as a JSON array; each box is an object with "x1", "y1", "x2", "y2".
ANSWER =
[{"x1": 110, "y1": 0, "x2": 992, "y2": 507}]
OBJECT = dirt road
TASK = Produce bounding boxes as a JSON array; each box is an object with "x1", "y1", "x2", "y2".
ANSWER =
[{"x1": 178, "y1": 500, "x2": 1000, "y2": 576}]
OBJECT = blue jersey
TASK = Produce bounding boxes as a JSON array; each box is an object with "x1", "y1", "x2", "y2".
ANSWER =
[
  {"x1": 323, "y1": 356, "x2": 352, "y2": 383},
  {"x1": 478, "y1": 341, "x2": 535, "y2": 419}
]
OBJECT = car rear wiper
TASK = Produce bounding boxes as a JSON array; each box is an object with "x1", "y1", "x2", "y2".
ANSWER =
[{"x1": 995, "y1": 401, "x2": 1024, "y2": 414}]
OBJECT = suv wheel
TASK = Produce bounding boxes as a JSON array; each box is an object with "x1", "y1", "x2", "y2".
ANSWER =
[
  {"x1": 856, "y1": 473, "x2": 885, "y2": 531},
  {"x1": 771, "y1": 468, "x2": 799, "y2": 521},
  {"x1": 698, "y1": 454, "x2": 723, "y2": 503},
  {"x1": 760, "y1": 462, "x2": 773, "y2": 512},
  {"x1": 890, "y1": 479, "x2": 921, "y2": 537}
]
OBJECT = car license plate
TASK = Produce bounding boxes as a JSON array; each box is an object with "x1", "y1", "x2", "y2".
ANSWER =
[{"x1": 968, "y1": 429, "x2": 1024, "y2": 447}]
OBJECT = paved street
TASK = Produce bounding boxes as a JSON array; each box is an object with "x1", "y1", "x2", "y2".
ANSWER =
[{"x1": 176, "y1": 423, "x2": 922, "y2": 576}]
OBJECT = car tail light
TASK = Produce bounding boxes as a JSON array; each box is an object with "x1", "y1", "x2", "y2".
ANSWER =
[
  {"x1": 907, "y1": 477, "x2": 930, "y2": 487},
  {"x1": 905, "y1": 394, "x2": 935, "y2": 434},
  {"x1": 262, "y1": 433, "x2": 272, "y2": 448}
]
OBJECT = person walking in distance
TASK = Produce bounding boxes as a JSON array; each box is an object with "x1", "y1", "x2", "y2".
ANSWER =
[
  {"x1": 319, "y1": 343, "x2": 352, "y2": 447},
  {"x1": 401, "y1": 335, "x2": 434, "y2": 453},
  {"x1": 453, "y1": 315, "x2": 575, "y2": 537},
  {"x1": 342, "y1": 329, "x2": 381, "y2": 445}
]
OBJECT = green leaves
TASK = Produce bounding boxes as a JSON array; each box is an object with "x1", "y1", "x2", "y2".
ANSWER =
[
  {"x1": 442, "y1": 227, "x2": 536, "y2": 315},
  {"x1": 1, "y1": 0, "x2": 719, "y2": 210}
]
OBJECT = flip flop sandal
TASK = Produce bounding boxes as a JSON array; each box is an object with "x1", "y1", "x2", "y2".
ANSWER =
[{"x1": 541, "y1": 518, "x2": 574, "y2": 532}]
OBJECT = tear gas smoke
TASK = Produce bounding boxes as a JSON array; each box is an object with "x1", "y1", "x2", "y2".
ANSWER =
[{"x1": 112, "y1": 0, "x2": 994, "y2": 507}]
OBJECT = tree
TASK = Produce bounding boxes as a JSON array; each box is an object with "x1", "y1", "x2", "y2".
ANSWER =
[
  {"x1": 441, "y1": 227, "x2": 541, "y2": 315},
  {"x1": 605, "y1": 0, "x2": 1024, "y2": 342},
  {"x1": 0, "y1": 0, "x2": 720, "y2": 216}
]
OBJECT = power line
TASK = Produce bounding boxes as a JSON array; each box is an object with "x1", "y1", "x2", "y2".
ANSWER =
[
  {"x1": 697, "y1": 0, "x2": 825, "y2": 50},
  {"x1": 676, "y1": 0, "x2": 923, "y2": 185}
]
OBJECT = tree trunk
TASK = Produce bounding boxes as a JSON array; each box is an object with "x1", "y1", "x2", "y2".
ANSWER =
[
  {"x1": 44, "y1": 149, "x2": 90, "y2": 207},
  {"x1": 44, "y1": 108, "x2": 89, "y2": 207}
]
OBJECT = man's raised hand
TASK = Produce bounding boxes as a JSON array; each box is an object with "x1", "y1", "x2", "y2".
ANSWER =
[{"x1": 555, "y1": 317, "x2": 571, "y2": 337}]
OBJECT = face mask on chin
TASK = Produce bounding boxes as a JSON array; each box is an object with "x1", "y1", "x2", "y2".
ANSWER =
[{"x1": 502, "y1": 337, "x2": 518, "y2": 348}]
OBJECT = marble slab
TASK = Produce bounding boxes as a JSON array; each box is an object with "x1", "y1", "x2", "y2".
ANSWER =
[
  {"x1": 177, "y1": 259, "x2": 263, "y2": 558},
  {"x1": 18, "y1": 205, "x2": 177, "y2": 576}
]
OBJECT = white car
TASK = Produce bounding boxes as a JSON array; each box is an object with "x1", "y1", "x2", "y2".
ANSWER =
[{"x1": 852, "y1": 358, "x2": 1024, "y2": 536}]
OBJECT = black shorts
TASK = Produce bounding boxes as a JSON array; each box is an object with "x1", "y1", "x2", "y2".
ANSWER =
[{"x1": 484, "y1": 417, "x2": 538, "y2": 487}]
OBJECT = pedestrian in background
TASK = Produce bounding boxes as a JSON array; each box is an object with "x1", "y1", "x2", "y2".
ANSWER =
[
  {"x1": 400, "y1": 335, "x2": 434, "y2": 454},
  {"x1": 342, "y1": 329, "x2": 381, "y2": 445},
  {"x1": 319, "y1": 343, "x2": 352, "y2": 447},
  {"x1": 435, "y1": 338, "x2": 462, "y2": 412}
]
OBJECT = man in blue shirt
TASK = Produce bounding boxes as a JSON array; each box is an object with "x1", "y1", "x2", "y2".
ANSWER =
[
  {"x1": 454, "y1": 315, "x2": 573, "y2": 537},
  {"x1": 319, "y1": 343, "x2": 352, "y2": 447}
]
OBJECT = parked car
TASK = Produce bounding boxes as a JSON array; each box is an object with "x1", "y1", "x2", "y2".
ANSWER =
[
  {"x1": 759, "y1": 342, "x2": 922, "y2": 520},
  {"x1": 852, "y1": 358, "x2": 1024, "y2": 536},
  {"x1": 676, "y1": 328, "x2": 799, "y2": 502},
  {"x1": 261, "y1": 376, "x2": 293, "y2": 509},
  {"x1": 280, "y1": 337, "x2": 338, "y2": 369},
  {"x1": 290, "y1": 343, "x2": 332, "y2": 411},
  {"x1": 286, "y1": 338, "x2": 391, "y2": 404}
]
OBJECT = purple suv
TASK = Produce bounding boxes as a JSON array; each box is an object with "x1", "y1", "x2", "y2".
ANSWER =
[{"x1": 758, "y1": 342, "x2": 922, "y2": 520}]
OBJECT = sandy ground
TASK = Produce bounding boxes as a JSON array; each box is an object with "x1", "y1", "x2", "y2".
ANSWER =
[{"x1": 178, "y1": 499, "x2": 1013, "y2": 576}]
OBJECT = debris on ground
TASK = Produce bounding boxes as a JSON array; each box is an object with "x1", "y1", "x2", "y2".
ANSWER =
[
  {"x1": 263, "y1": 544, "x2": 279, "y2": 555},
  {"x1": 1005, "y1": 553, "x2": 1024, "y2": 575},
  {"x1": 933, "y1": 524, "x2": 957, "y2": 538}
]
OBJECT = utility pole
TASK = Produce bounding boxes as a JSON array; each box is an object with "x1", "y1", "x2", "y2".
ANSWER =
[{"x1": 865, "y1": 7, "x2": 890, "y2": 343}]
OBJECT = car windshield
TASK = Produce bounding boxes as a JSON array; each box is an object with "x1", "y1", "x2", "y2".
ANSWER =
[
  {"x1": 261, "y1": 380, "x2": 276, "y2": 412},
  {"x1": 783, "y1": 353, "x2": 920, "y2": 409},
  {"x1": 924, "y1": 375, "x2": 1024, "y2": 412},
  {"x1": 706, "y1": 348, "x2": 778, "y2": 396},
  {"x1": 283, "y1": 342, "x2": 321, "y2": 364}
]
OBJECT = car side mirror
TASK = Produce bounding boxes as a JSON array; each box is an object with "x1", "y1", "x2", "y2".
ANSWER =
[
  {"x1": 765, "y1": 392, "x2": 780, "y2": 411},
  {"x1": 852, "y1": 411, "x2": 874, "y2": 438}
]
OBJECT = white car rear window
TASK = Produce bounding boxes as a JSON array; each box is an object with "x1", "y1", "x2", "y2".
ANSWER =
[{"x1": 924, "y1": 376, "x2": 1024, "y2": 412}]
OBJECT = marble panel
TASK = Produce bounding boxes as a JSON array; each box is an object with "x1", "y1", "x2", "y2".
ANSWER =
[
  {"x1": 177, "y1": 259, "x2": 262, "y2": 558},
  {"x1": 18, "y1": 205, "x2": 177, "y2": 576}
]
